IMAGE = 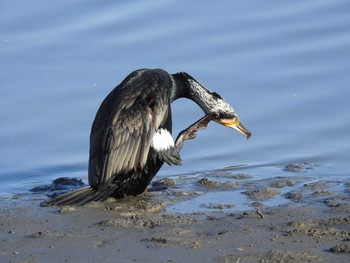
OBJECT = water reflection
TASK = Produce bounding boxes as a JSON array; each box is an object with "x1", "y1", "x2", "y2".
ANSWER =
[{"x1": 1, "y1": 1, "x2": 350, "y2": 212}]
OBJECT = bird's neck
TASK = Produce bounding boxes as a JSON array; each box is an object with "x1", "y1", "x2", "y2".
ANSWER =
[{"x1": 171, "y1": 73, "x2": 215, "y2": 114}]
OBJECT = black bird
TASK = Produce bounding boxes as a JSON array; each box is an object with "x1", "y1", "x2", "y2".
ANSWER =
[{"x1": 42, "y1": 68, "x2": 251, "y2": 206}]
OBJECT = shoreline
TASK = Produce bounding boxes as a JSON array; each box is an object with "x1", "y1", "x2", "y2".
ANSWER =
[{"x1": 1, "y1": 194, "x2": 349, "y2": 263}]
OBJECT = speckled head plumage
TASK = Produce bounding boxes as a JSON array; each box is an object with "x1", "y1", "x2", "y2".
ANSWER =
[
  {"x1": 173, "y1": 72, "x2": 251, "y2": 139},
  {"x1": 186, "y1": 77, "x2": 236, "y2": 118}
]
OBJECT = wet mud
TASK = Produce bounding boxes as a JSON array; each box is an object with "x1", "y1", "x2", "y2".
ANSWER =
[{"x1": 2, "y1": 162, "x2": 349, "y2": 262}]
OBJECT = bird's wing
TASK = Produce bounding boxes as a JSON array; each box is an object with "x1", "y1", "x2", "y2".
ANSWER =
[{"x1": 88, "y1": 69, "x2": 171, "y2": 187}]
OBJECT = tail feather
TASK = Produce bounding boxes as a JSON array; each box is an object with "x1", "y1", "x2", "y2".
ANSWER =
[{"x1": 40, "y1": 185, "x2": 118, "y2": 207}]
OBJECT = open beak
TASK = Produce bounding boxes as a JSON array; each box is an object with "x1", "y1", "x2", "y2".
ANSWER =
[{"x1": 215, "y1": 117, "x2": 251, "y2": 139}]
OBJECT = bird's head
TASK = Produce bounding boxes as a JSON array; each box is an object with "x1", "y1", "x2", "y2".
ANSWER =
[
  {"x1": 205, "y1": 92, "x2": 251, "y2": 139},
  {"x1": 173, "y1": 72, "x2": 251, "y2": 139}
]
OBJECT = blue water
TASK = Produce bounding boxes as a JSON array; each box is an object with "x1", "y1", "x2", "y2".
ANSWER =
[{"x1": 1, "y1": 1, "x2": 349, "y2": 208}]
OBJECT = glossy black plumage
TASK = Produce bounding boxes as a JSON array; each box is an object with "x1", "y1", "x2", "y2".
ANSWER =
[
  {"x1": 41, "y1": 68, "x2": 250, "y2": 206},
  {"x1": 89, "y1": 69, "x2": 175, "y2": 188}
]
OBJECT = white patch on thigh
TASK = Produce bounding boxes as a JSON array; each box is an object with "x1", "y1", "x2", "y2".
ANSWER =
[{"x1": 151, "y1": 129, "x2": 174, "y2": 152}]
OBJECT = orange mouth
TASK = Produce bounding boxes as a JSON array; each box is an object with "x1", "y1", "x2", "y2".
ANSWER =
[{"x1": 215, "y1": 117, "x2": 251, "y2": 139}]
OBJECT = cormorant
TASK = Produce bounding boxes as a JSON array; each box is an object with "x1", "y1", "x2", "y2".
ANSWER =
[{"x1": 42, "y1": 68, "x2": 251, "y2": 206}]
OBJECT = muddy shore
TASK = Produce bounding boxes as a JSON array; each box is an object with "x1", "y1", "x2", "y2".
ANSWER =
[{"x1": 1, "y1": 190, "x2": 349, "y2": 263}]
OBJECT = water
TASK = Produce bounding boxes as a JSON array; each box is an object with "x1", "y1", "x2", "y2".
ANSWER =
[{"x1": 1, "y1": 1, "x2": 349, "y2": 210}]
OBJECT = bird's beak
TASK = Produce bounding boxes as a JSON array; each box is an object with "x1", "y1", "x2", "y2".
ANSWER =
[{"x1": 214, "y1": 117, "x2": 251, "y2": 139}]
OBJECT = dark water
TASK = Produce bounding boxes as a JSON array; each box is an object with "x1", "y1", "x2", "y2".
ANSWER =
[{"x1": 1, "y1": 1, "x2": 349, "y2": 210}]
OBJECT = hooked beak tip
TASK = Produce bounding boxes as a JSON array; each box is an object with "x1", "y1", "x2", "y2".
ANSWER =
[
  {"x1": 234, "y1": 122, "x2": 251, "y2": 139},
  {"x1": 245, "y1": 131, "x2": 252, "y2": 139}
]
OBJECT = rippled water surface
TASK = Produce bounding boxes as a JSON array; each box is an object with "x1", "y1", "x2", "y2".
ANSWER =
[{"x1": 1, "y1": 1, "x2": 349, "y2": 210}]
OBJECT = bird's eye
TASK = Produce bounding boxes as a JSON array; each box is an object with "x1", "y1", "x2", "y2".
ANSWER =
[
  {"x1": 211, "y1": 92, "x2": 222, "y2": 99},
  {"x1": 211, "y1": 113, "x2": 220, "y2": 119}
]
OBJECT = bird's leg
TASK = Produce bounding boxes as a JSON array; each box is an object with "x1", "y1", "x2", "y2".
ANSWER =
[{"x1": 175, "y1": 115, "x2": 213, "y2": 150}]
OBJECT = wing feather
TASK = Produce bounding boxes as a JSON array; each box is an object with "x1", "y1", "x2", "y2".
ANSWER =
[{"x1": 88, "y1": 69, "x2": 172, "y2": 187}]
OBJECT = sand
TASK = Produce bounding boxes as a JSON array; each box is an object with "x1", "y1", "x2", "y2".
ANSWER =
[{"x1": 1, "y1": 190, "x2": 349, "y2": 263}]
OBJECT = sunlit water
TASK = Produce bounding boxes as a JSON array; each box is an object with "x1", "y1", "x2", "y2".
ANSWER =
[{"x1": 1, "y1": 0, "x2": 349, "y2": 211}]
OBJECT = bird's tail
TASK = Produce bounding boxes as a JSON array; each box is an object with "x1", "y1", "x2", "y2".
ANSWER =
[{"x1": 40, "y1": 185, "x2": 117, "y2": 207}]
